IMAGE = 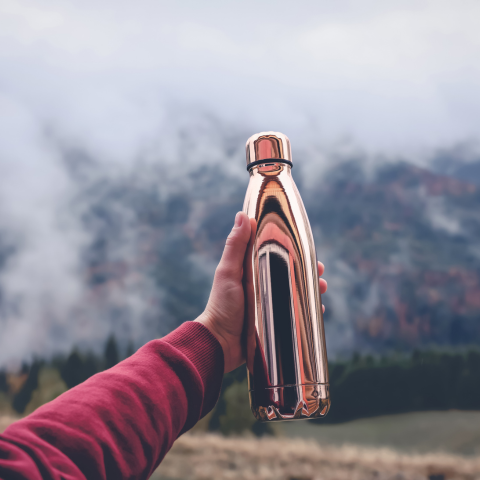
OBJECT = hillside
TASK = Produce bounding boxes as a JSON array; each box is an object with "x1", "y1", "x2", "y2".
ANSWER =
[
  {"x1": 67, "y1": 157, "x2": 480, "y2": 354},
  {"x1": 307, "y1": 160, "x2": 480, "y2": 353},
  {"x1": 0, "y1": 154, "x2": 479, "y2": 362}
]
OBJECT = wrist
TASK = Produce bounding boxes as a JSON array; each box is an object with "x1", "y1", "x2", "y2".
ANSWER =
[{"x1": 195, "y1": 313, "x2": 229, "y2": 372}]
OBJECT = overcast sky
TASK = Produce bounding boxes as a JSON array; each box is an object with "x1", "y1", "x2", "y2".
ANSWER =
[
  {"x1": 1, "y1": 0, "x2": 480, "y2": 159},
  {"x1": 1, "y1": 0, "x2": 480, "y2": 365}
]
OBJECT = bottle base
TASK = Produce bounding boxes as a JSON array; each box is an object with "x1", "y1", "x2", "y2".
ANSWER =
[{"x1": 249, "y1": 383, "x2": 330, "y2": 422}]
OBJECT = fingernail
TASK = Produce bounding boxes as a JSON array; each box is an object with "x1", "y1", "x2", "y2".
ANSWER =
[{"x1": 234, "y1": 212, "x2": 243, "y2": 227}]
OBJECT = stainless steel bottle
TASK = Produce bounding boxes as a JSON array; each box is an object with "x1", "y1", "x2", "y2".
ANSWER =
[{"x1": 243, "y1": 132, "x2": 330, "y2": 422}]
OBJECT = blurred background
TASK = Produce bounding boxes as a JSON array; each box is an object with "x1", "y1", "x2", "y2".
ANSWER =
[{"x1": 1, "y1": 1, "x2": 480, "y2": 478}]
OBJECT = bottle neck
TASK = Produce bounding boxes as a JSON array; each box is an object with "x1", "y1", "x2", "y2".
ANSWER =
[{"x1": 248, "y1": 161, "x2": 292, "y2": 177}]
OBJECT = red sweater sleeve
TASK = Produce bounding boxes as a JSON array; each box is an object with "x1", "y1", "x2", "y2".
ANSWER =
[{"x1": 0, "y1": 321, "x2": 224, "y2": 480}]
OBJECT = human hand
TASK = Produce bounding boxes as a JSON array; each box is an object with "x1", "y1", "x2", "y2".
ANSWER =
[{"x1": 196, "y1": 211, "x2": 328, "y2": 373}]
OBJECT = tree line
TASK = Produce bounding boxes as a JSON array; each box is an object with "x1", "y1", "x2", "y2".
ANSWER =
[
  {"x1": 212, "y1": 348, "x2": 480, "y2": 433},
  {"x1": 2, "y1": 343, "x2": 480, "y2": 431},
  {"x1": 325, "y1": 349, "x2": 480, "y2": 423}
]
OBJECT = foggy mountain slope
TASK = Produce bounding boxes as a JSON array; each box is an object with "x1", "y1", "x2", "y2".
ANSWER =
[
  {"x1": 310, "y1": 160, "x2": 480, "y2": 352},
  {"x1": 68, "y1": 152, "x2": 480, "y2": 355},
  {"x1": 0, "y1": 135, "x2": 479, "y2": 366},
  {"x1": 0, "y1": 112, "x2": 250, "y2": 367},
  {"x1": 62, "y1": 146, "x2": 248, "y2": 351}
]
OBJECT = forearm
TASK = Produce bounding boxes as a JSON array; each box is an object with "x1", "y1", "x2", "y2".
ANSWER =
[{"x1": 0, "y1": 322, "x2": 224, "y2": 480}]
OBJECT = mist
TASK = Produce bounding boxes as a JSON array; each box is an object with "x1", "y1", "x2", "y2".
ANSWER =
[{"x1": 1, "y1": 0, "x2": 480, "y2": 366}]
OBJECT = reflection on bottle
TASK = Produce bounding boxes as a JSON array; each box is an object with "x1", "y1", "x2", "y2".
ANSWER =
[{"x1": 259, "y1": 242, "x2": 305, "y2": 412}]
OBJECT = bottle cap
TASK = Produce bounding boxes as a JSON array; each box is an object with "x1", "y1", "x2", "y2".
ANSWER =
[{"x1": 245, "y1": 132, "x2": 292, "y2": 169}]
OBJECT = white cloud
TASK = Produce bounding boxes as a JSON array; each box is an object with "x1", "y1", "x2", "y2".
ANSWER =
[{"x1": 1, "y1": 0, "x2": 480, "y2": 153}]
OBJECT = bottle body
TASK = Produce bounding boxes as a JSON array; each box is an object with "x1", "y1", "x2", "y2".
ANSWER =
[{"x1": 243, "y1": 162, "x2": 330, "y2": 421}]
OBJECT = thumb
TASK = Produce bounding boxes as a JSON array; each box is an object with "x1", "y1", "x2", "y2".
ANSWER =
[{"x1": 216, "y1": 212, "x2": 252, "y2": 281}]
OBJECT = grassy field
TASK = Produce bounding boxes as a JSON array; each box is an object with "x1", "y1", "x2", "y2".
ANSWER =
[
  {"x1": 3, "y1": 412, "x2": 480, "y2": 479},
  {"x1": 277, "y1": 410, "x2": 480, "y2": 456},
  {"x1": 153, "y1": 433, "x2": 480, "y2": 480}
]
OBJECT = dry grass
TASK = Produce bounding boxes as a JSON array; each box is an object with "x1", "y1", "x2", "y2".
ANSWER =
[
  {"x1": 152, "y1": 433, "x2": 480, "y2": 480},
  {"x1": 3, "y1": 415, "x2": 480, "y2": 479}
]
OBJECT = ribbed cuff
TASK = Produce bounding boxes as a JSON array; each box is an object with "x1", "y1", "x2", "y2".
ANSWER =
[{"x1": 162, "y1": 321, "x2": 224, "y2": 418}]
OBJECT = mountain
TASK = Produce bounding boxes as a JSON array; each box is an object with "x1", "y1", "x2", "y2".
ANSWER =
[
  {"x1": 307, "y1": 160, "x2": 480, "y2": 353},
  {"x1": 70, "y1": 154, "x2": 480, "y2": 355},
  {"x1": 1, "y1": 145, "x2": 479, "y2": 362}
]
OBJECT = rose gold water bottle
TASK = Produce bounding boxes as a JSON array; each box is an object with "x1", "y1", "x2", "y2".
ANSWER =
[{"x1": 243, "y1": 132, "x2": 330, "y2": 421}]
